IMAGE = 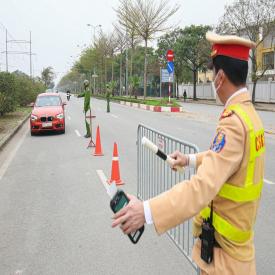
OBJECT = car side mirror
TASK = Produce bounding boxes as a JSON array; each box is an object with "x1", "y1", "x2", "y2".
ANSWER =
[
  {"x1": 29, "y1": 102, "x2": 35, "y2": 107},
  {"x1": 62, "y1": 102, "x2": 67, "y2": 106}
]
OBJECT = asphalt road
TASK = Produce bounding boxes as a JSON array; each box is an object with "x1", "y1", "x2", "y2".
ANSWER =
[{"x1": 0, "y1": 94, "x2": 274, "y2": 275}]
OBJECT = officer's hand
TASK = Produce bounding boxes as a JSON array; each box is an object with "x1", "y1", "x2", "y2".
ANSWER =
[
  {"x1": 112, "y1": 194, "x2": 145, "y2": 235},
  {"x1": 169, "y1": 150, "x2": 188, "y2": 170}
]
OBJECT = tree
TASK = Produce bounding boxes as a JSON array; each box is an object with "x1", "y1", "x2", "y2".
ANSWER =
[
  {"x1": 116, "y1": 0, "x2": 179, "y2": 99},
  {"x1": 176, "y1": 25, "x2": 211, "y2": 100},
  {"x1": 113, "y1": 25, "x2": 129, "y2": 96},
  {"x1": 129, "y1": 75, "x2": 140, "y2": 99},
  {"x1": 217, "y1": 0, "x2": 275, "y2": 104},
  {"x1": 41, "y1": 67, "x2": 55, "y2": 88},
  {"x1": 0, "y1": 72, "x2": 17, "y2": 116}
]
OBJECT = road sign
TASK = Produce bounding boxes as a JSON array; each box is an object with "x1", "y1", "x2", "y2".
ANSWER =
[
  {"x1": 166, "y1": 49, "x2": 174, "y2": 61},
  {"x1": 167, "y1": 62, "x2": 174, "y2": 74},
  {"x1": 161, "y1": 69, "x2": 174, "y2": 83}
]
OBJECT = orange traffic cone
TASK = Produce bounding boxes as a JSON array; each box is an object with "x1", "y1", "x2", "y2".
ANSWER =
[
  {"x1": 108, "y1": 142, "x2": 123, "y2": 185},
  {"x1": 93, "y1": 125, "x2": 104, "y2": 156}
]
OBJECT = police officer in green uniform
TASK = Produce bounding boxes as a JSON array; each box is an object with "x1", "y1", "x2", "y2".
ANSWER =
[{"x1": 77, "y1": 79, "x2": 91, "y2": 138}]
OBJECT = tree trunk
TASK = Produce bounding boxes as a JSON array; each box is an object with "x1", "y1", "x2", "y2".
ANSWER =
[
  {"x1": 193, "y1": 70, "x2": 197, "y2": 100},
  {"x1": 143, "y1": 39, "x2": 148, "y2": 100},
  {"x1": 100, "y1": 56, "x2": 104, "y2": 93},
  {"x1": 129, "y1": 47, "x2": 134, "y2": 98},
  {"x1": 119, "y1": 51, "x2": 123, "y2": 96},
  {"x1": 252, "y1": 80, "x2": 257, "y2": 104},
  {"x1": 175, "y1": 72, "x2": 179, "y2": 99},
  {"x1": 111, "y1": 58, "x2": 114, "y2": 82},
  {"x1": 251, "y1": 50, "x2": 257, "y2": 104},
  {"x1": 130, "y1": 47, "x2": 133, "y2": 78},
  {"x1": 104, "y1": 58, "x2": 107, "y2": 92},
  {"x1": 176, "y1": 79, "x2": 179, "y2": 99}
]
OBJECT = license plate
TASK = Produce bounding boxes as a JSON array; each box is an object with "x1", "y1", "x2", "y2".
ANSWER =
[{"x1": 42, "y1": 122, "x2": 52, "y2": 128}]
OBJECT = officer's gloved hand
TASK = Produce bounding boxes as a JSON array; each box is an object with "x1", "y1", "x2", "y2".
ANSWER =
[{"x1": 169, "y1": 150, "x2": 189, "y2": 171}]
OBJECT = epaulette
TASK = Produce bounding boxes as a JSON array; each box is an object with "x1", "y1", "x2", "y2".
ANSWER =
[{"x1": 220, "y1": 109, "x2": 233, "y2": 120}]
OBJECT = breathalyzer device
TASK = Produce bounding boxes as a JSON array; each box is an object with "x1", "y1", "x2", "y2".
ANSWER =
[{"x1": 110, "y1": 189, "x2": 144, "y2": 244}]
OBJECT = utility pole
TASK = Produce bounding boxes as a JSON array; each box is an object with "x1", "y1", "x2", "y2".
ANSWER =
[
  {"x1": 29, "y1": 31, "x2": 32, "y2": 77},
  {"x1": 5, "y1": 29, "x2": 8, "y2": 72},
  {"x1": 2, "y1": 29, "x2": 34, "y2": 77}
]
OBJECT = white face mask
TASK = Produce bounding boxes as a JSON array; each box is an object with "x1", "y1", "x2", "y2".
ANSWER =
[{"x1": 211, "y1": 73, "x2": 223, "y2": 105}]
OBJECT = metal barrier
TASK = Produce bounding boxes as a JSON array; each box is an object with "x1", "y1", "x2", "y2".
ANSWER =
[{"x1": 137, "y1": 124, "x2": 200, "y2": 274}]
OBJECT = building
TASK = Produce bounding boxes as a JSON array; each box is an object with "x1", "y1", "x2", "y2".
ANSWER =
[{"x1": 255, "y1": 28, "x2": 275, "y2": 80}]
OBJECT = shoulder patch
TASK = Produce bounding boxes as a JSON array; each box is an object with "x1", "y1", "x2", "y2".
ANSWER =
[
  {"x1": 210, "y1": 131, "x2": 226, "y2": 153},
  {"x1": 220, "y1": 109, "x2": 233, "y2": 120}
]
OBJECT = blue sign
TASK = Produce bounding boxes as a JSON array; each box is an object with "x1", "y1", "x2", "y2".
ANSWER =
[
  {"x1": 161, "y1": 69, "x2": 174, "y2": 83},
  {"x1": 167, "y1": 62, "x2": 174, "y2": 74}
]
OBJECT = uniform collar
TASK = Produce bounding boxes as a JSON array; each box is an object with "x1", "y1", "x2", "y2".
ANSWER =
[{"x1": 225, "y1": 87, "x2": 250, "y2": 108}]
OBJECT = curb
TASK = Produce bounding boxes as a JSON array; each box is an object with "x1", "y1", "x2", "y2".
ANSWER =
[
  {"x1": 0, "y1": 113, "x2": 30, "y2": 151},
  {"x1": 119, "y1": 101, "x2": 182, "y2": 112}
]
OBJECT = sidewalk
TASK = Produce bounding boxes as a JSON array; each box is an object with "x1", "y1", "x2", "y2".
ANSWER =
[
  {"x1": 0, "y1": 109, "x2": 30, "y2": 151},
  {"x1": 179, "y1": 98, "x2": 275, "y2": 112}
]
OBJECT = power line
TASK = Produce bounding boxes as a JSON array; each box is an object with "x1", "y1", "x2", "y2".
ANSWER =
[{"x1": 0, "y1": 22, "x2": 35, "y2": 76}]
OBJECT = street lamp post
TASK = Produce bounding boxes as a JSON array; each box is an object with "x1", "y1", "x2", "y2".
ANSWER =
[{"x1": 92, "y1": 73, "x2": 98, "y2": 94}]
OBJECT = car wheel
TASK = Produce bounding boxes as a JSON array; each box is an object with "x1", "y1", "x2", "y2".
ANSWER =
[{"x1": 31, "y1": 131, "x2": 35, "y2": 136}]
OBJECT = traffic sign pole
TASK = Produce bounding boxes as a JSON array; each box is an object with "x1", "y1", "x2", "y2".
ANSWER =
[
  {"x1": 168, "y1": 75, "x2": 171, "y2": 103},
  {"x1": 166, "y1": 49, "x2": 174, "y2": 103}
]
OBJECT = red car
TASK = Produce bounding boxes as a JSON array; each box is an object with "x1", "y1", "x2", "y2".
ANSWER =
[{"x1": 30, "y1": 93, "x2": 66, "y2": 135}]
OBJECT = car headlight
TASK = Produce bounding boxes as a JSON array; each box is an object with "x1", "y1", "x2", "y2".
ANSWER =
[
  {"x1": 56, "y1": 113, "x2": 64, "y2": 119},
  {"x1": 31, "y1": 114, "x2": 38, "y2": 121}
]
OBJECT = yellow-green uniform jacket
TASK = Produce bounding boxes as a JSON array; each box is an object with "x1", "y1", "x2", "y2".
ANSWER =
[{"x1": 78, "y1": 89, "x2": 91, "y2": 112}]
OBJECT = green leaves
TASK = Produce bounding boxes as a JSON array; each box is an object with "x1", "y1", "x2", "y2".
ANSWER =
[{"x1": 0, "y1": 72, "x2": 45, "y2": 116}]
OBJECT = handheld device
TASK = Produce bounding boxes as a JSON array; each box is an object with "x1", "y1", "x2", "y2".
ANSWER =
[
  {"x1": 141, "y1": 137, "x2": 184, "y2": 173},
  {"x1": 110, "y1": 189, "x2": 144, "y2": 244},
  {"x1": 200, "y1": 202, "x2": 215, "y2": 264}
]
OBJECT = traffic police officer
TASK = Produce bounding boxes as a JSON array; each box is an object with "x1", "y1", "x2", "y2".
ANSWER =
[
  {"x1": 112, "y1": 32, "x2": 265, "y2": 275},
  {"x1": 77, "y1": 79, "x2": 91, "y2": 138}
]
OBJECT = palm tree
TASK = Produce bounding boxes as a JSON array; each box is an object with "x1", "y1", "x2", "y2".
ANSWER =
[{"x1": 129, "y1": 75, "x2": 140, "y2": 99}]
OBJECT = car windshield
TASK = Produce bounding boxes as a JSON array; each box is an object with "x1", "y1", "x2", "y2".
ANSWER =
[{"x1": 35, "y1": 96, "x2": 61, "y2": 107}]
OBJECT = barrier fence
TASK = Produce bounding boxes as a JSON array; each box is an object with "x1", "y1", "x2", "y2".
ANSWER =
[{"x1": 137, "y1": 124, "x2": 200, "y2": 274}]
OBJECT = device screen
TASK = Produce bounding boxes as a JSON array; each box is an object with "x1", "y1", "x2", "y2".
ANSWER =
[{"x1": 114, "y1": 194, "x2": 128, "y2": 213}]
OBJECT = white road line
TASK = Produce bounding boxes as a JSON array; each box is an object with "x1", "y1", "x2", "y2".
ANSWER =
[
  {"x1": 96, "y1": 170, "x2": 111, "y2": 197},
  {"x1": 264, "y1": 178, "x2": 275, "y2": 185},
  {"x1": 0, "y1": 128, "x2": 28, "y2": 181},
  {"x1": 68, "y1": 116, "x2": 71, "y2": 120},
  {"x1": 111, "y1": 114, "x2": 118, "y2": 119},
  {"x1": 75, "y1": 129, "x2": 81, "y2": 137}
]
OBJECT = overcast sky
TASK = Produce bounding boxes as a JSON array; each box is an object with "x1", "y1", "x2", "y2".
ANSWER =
[{"x1": 0, "y1": 0, "x2": 235, "y2": 84}]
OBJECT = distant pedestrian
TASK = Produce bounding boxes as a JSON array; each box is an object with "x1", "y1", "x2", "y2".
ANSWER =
[{"x1": 183, "y1": 90, "x2": 187, "y2": 102}]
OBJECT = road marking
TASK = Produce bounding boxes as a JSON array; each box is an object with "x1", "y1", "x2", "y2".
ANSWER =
[
  {"x1": 0, "y1": 128, "x2": 28, "y2": 181},
  {"x1": 96, "y1": 169, "x2": 111, "y2": 197},
  {"x1": 264, "y1": 178, "x2": 275, "y2": 185},
  {"x1": 111, "y1": 114, "x2": 118, "y2": 118},
  {"x1": 75, "y1": 129, "x2": 81, "y2": 137},
  {"x1": 68, "y1": 116, "x2": 71, "y2": 120}
]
